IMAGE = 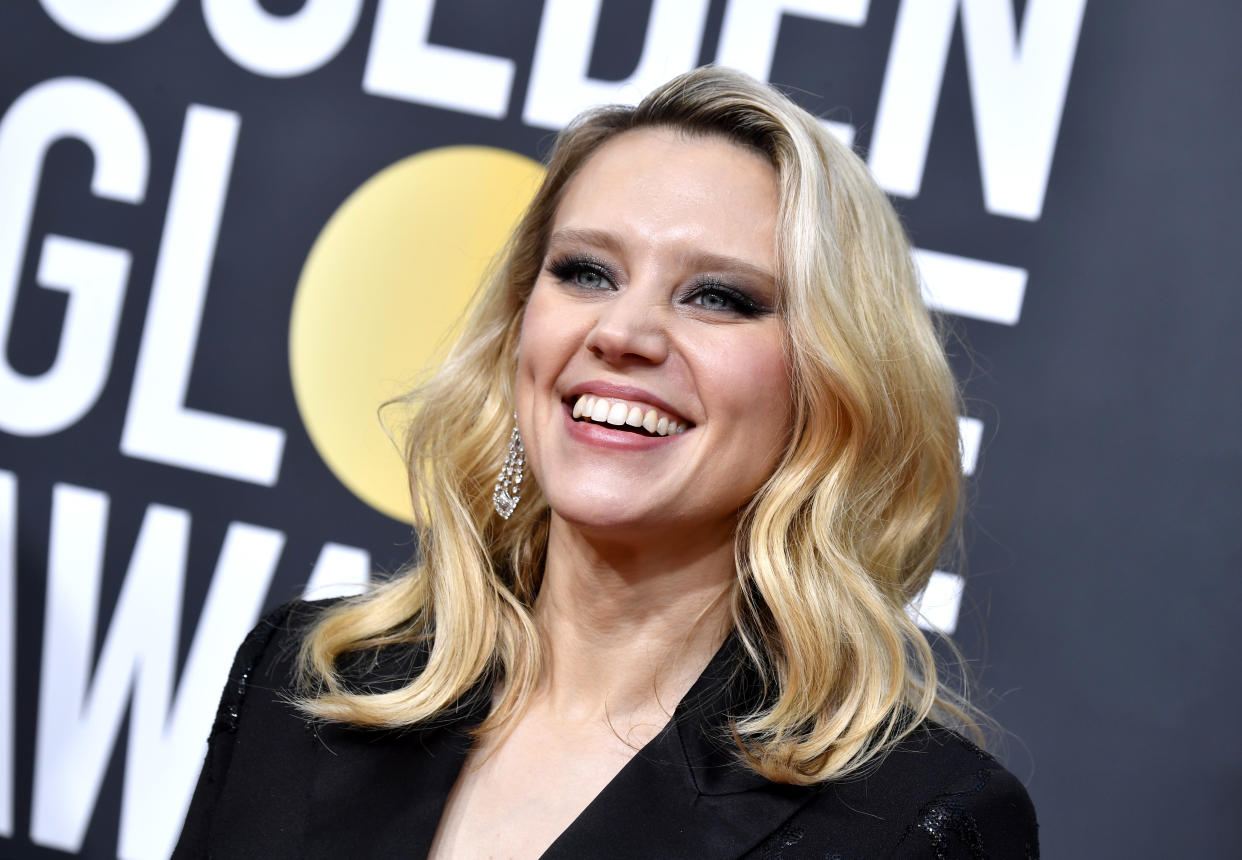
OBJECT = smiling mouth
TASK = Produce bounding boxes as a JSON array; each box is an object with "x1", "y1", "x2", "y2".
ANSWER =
[{"x1": 569, "y1": 394, "x2": 690, "y2": 437}]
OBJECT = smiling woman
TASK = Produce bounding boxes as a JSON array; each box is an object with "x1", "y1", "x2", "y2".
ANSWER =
[
  {"x1": 175, "y1": 67, "x2": 1037, "y2": 859},
  {"x1": 517, "y1": 129, "x2": 790, "y2": 545}
]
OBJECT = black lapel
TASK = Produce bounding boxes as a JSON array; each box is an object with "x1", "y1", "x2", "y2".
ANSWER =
[
  {"x1": 544, "y1": 635, "x2": 821, "y2": 860},
  {"x1": 298, "y1": 634, "x2": 820, "y2": 859}
]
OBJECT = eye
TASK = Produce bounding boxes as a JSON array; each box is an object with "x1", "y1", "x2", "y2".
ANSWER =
[
  {"x1": 547, "y1": 255, "x2": 615, "y2": 291},
  {"x1": 684, "y1": 283, "x2": 769, "y2": 318},
  {"x1": 572, "y1": 268, "x2": 604, "y2": 289},
  {"x1": 693, "y1": 288, "x2": 732, "y2": 311}
]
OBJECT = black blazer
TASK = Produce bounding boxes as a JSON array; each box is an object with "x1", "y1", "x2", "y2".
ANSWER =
[{"x1": 175, "y1": 602, "x2": 1038, "y2": 858}]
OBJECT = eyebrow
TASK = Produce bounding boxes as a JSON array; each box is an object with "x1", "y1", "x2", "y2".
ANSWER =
[{"x1": 546, "y1": 227, "x2": 776, "y2": 286}]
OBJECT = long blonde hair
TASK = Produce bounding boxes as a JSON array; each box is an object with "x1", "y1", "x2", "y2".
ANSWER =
[{"x1": 298, "y1": 66, "x2": 974, "y2": 784}]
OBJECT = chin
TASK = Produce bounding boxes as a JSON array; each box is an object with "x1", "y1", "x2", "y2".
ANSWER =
[
  {"x1": 546, "y1": 492, "x2": 740, "y2": 549},
  {"x1": 546, "y1": 496, "x2": 661, "y2": 534}
]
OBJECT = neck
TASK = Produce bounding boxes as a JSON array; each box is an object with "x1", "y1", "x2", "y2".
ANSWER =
[{"x1": 531, "y1": 515, "x2": 736, "y2": 728}]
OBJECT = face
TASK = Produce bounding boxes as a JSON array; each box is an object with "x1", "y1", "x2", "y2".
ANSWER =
[{"x1": 516, "y1": 128, "x2": 792, "y2": 543}]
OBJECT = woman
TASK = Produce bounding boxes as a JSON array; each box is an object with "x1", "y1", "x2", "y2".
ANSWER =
[{"x1": 176, "y1": 67, "x2": 1036, "y2": 858}]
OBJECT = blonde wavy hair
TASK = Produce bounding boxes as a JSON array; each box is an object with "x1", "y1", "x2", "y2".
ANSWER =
[{"x1": 299, "y1": 66, "x2": 976, "y2": 784}]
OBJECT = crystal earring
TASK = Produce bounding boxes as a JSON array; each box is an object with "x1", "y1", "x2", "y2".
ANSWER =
[{"x1": 492, "y1": 413, "x2": 524, "y2": 519}]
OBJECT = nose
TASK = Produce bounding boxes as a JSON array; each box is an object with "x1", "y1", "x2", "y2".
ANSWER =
[{"x1": 583, "y1": 284, "x2": 669, "y2": 365}]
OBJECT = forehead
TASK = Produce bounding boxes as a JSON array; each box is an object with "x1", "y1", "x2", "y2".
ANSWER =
[{"x1": 549, "y1": 128, "x2": 780, "y2": 268}]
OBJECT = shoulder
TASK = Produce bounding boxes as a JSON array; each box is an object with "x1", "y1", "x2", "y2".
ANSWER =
[
  {"x1": 176, "y1": 597, "x2": 435, "y2": 857},
  {"x1": 881, "y1": 722, "x2": 1038, "y2": 858},
  {"x1": 764, "y1": 722, "x2": 1038, "y2": 859},
  {"x1": 199, "y1": 596, "x2": 350, "y2": 768},
  {"x1": 217, "y1": 596, "x2": 426, "y2": 712},
  {"x1": 219, "y1": 598, "x2": 335, "y2": 704},
  {"x1": 174, "y1": 599, "x2": 338, "y2": 857}
]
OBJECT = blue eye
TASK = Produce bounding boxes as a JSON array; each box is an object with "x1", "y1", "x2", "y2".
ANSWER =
[
  {"x1": 685, "y1": 283, "x2": 768, "y2": 318},
  {"x1": 573, "y1": 269, "x2": 604, "y2": 289},
  {"x1": 693, "y1": 289, "x2": 732, "y2": 311},
  {"x1": 547, "y1": 256, "x2": 614, "y2": 291}
]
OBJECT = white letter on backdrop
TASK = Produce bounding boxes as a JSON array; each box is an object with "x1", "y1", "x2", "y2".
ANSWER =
[
  {"x1": 869, "y1": 0, "x2": 1087, "y2": 220},
  {"x1": 203, "y1": 0, "x2": 364, "y2": 78},
  {"x1": 0, "y1": 78, "x2": 146, "y2": 436},
  {"x1": 908, "y1": 571, "x2": 964, "y2": 635},
  {"x1": 30, "y1": 485, "x2": 283, "y2": 859},
  {"x1": 121, "y1": 105, "x2": 287, "y2": 485},
  {"x1": 365, "y1": 0, "x2": 515, "y2": 119},
  {"x1": 118, "y1": 522, "x2": 282, "y2": 860},
  {"x1": 39, "y1": 0, "x2": 178, "y2": 43},
  {"x1": 0, "y1": 471, "x2": 14, "y2": 837},
  {"x1": 716, "y1": 0, "x2": 868, "y2": 146},
  {"x1": 524, "y1": 0, "x2": 712, "y2": 130},
  {"x1": 302, "y1": 542, "x2": 371, "y2": 601}
]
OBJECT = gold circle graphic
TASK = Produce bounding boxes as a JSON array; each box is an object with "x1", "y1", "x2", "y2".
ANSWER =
[{"x1": 290, "y1": 146, "x2": 545, "y2": 522}]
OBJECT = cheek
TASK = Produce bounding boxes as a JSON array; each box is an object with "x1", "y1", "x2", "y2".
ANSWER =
[
  {"x1": 753, "y1": 358, "x2": 794, "y2": 446},
  {"x1": 515, "y1": 282, "x2": 591, "y2": 412},
  {"x1": 715, "y1": 336, "x2": 793, "y2": 463},
  {"x1": 712, "y1": 334, "x2": 791, "y2": 416},
  {"x1": 516, "y1": 284, "x2": 558, "y2": 386}
]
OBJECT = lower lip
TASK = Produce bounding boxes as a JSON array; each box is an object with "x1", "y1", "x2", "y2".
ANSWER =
[{"x1": 561, "y1": 403, "x2": 686, "y2": 451}]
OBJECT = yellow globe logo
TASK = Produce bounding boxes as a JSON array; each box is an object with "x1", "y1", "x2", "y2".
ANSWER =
[{"x1": 289, "y1": 146, "x2": 544, "y2": 522}]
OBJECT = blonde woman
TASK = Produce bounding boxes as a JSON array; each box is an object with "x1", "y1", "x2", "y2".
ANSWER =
[{"x1": 177, "y1": 67, "x2": 1035, "y2": 858}]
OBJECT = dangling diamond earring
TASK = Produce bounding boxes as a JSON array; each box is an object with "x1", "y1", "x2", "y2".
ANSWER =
[{"x1": 492, "y1": 413, "x2": 524, "y2": 519}]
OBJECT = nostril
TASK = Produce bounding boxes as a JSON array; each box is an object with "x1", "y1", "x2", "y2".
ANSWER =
[{"x1": 583, "y1": 314, "x2": 670, "y2": 366}]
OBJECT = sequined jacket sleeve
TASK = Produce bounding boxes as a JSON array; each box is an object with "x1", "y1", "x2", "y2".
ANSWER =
[
  {"x1": 743, "y1": 723, "x2": 1039, "y2": 859},
  {"x1": 173, "y1": 601, "x2": 296, "y2": 857},
  {"x1": 887, "y1": 743, "x2": 1038, "y2": 859}
]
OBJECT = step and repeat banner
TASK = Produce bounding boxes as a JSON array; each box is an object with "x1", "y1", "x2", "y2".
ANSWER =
[{"x1": 2, "y1": 1, "x2": 1238, "y2": 858}]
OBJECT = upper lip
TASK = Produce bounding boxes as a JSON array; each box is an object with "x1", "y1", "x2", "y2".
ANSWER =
[{"x1": 563, "y1": 381, "x2": 692, "y2": 425}]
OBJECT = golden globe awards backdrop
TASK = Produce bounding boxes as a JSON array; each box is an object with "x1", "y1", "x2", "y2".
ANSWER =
[{"x1": 2, "y1": 1, "x2": 1238, "y2": 857}]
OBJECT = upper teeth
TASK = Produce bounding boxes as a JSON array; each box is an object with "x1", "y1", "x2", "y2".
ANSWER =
[{"x1": 571, "y1": 395, "x2": 688, "y2": 436}]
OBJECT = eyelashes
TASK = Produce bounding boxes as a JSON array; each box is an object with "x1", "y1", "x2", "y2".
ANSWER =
[
  {"x1": 547, "y1": 255, "x2": 615, "y2": 291},
  {"x1": 544, "y1": 254, "x2": 773, "y2": 319},
  {"x1": 684, "y1": 283, "x2": 769, "y2": 317}
]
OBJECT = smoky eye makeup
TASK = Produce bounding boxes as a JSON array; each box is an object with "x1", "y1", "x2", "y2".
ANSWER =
[
  {"x1": 681, "y1": 280, "x2": 773, "y2": 318},
  {"x1": 544, "y1": 249, "x2": 777, "y2": 318},
  {"x1": 545, "y1": 253, "x2": 618, "y2": 291}
]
